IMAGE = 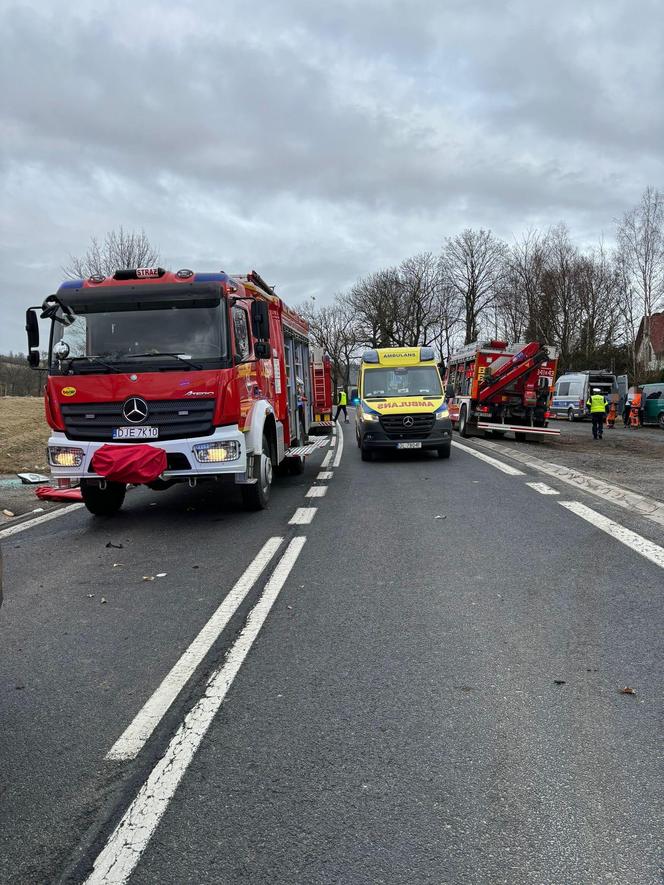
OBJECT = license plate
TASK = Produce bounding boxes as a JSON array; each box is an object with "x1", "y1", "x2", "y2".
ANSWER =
[
  {"x1": 397, "y1": 441, "x2": 421, "y2": 449},
  {"x1": 112, "y1": 426, "x2": 158, "y2": 440}
]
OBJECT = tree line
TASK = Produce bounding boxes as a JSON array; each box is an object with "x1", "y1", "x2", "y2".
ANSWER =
[{"x1": 302, "y1": 186, "x2": 664, "y2": 388}]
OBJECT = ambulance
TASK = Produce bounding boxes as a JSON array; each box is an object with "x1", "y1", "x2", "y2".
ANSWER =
[{"x1": 355, "y1": 347, "x2": 452, "y2": 461}]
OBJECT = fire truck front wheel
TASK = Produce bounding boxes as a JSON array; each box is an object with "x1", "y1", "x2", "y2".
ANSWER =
[
  {"x1": 80, "y1": 480, "x2": 126, "y2": 516},
  {"x1": 241, "y1": 434, "x2": 273, "y2": 510}
]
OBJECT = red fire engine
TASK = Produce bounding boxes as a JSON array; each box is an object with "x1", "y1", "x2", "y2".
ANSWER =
[
  {"x1": 26, "y1": 267, "x2": 321, "y2": 514},
  {"x1": 443, "y1": 339, "x2": 560, "y2": 440},
  {"x1": 308, "y1": 346, "x2": 334, "y2": 433}
]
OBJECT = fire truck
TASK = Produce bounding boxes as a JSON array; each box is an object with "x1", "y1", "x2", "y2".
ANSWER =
[
  {"x1": 25, "y1": 267, "x2": 319, "y2": 514},
  {"x1": 308, "y1": 346, "x2": 334, "y2": 434},
  {"x1": 443, "y1": 339, "x2": 560, "y2": 441}
]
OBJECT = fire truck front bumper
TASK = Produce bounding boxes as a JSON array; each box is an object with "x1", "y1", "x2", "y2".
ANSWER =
[{"x1": 46, "y1": 426, "x2": 248, "y2": 483}]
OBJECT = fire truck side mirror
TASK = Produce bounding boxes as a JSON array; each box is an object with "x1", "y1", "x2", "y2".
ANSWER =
[
  {"x1": 26, "y1": 309, "x2": 40, "y2": 368},
  {"x1": 255, "y1": 341, "x2": 271, "y2": 359},
  {"x1": 251, "y1": 300, "x2": 271, "y2": 342}
]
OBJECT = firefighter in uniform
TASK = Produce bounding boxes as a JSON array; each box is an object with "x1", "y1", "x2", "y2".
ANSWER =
[
  {"x1": 586, "y1": 388, "x2": 609, "y2": 440},
  {"x1": 334, "y1": 388, "x2": 349, "y2": 423}
]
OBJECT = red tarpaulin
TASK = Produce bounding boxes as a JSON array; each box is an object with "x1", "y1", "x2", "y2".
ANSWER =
[
  {"x1": 90, "y1": 444, "x2": 167, "y2": 485},
  {"x1": 35, "y1": 487, "x2": 83, "y2": 502}
]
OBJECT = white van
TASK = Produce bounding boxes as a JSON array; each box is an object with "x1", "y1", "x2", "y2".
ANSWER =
[{"x1": 550, "y1": 371, "x2": 618, "y2": 421}]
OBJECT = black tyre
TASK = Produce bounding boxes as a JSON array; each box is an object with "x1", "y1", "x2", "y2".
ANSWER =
[
  {"x1": 458, "y1": 405, "x2": 470, "y2": 438},
  {"x1": 287, "y1": 455, "x2": 305, "y2": 475},
  {"x1": 437, "y1": 443, "x2": 451, "y2": 459},
  {"x1": 360, "y1": 443, "x2": 373, "y2": 462},
  {"x1": 80, "y1": 480, "x2": 126, "y2": 516},
  {"x1": 567, "y1": 408, "x2": 575, "y2": 422},
  {"x1": 241, "y1": 433, "x2": 273, "y2": 510},
  {"x1": 514, "y1": 432, "x2": 527, "y2": 442},
  {"x1": 658, "y1": 412, "x2": 664, "y2": 430}
]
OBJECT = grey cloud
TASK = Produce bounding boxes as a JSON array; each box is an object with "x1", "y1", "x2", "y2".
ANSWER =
[{"x1": 1, "y1": 0, "x2": 663, "y2": 353}]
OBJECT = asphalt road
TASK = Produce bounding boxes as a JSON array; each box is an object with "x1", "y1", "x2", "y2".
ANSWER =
[{"x1": 0, "y1": 420, "x2": 662, "y2": 885}]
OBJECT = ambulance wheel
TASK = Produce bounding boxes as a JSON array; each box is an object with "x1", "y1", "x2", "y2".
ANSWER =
[
  {"x1": 437, "y1": 443, "x2": 451, "y2": 459},
  {"x1": 241, "y1": 434, "x2": 272, "y2": 510},
  {"x1": 458, "y1": 405, "x2": 469, "y2": 438},
  {"x1": 80, "y1": 480, "x2": 126, "y2": 516},
  {"x1": 287, "y1": 455, "x2": 305, "y2": 475}
]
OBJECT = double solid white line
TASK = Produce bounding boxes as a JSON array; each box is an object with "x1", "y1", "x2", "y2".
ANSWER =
[
  {"x1": 87, "y1": 536, "x2": 307, "y2": 884},
  {"x1": 106, "y1": 537, "x2": 283, "y2": 761}
]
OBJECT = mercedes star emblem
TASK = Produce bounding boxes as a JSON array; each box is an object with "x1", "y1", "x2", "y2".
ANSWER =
[
  {"x1": 122, "y1": 397, "x2": 149, "y2": 424},
  {"x1": 402, "y1": 415, "x2": 415, "y2": 427}
]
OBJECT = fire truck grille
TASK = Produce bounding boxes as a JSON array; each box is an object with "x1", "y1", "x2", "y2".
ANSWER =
[
  {"x1": 379, "y1": 413, "x2": 436, "y2": 439},
  {"x1": 61, "y1": 399, "x2": 215, "y2": 442}
]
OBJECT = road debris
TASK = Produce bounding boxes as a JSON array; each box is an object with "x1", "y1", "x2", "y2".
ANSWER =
[
  {"x1": 156, "y1": 573, "x2": 167, "y2": 578},
  {"x1": 87, "y1": 594, "x2": 94, "y2": 599},
  {"x1": 553, "y1": 680, "x2": 566, "y2": 685},
  {"x1": 434, "y1": 515, "x2": 447, "y2": 519},
  {"x1": 105, "y1": 541, "x2": 124, "y2": 549},
  {"x1": 2, "y1": 509, "x2": 15, "y2": 518},
  {"x1": 619, "y1": 686, "x2": 636, "y2": 695},
  {"x1": 112, "y1": 563, "x2": 122, "y2": 568},
  {"x1": 101, "y1": 597, "x2": 107, "y2": 604},
  {"x1": 142, "y1": 576, "x2": 155, "y2": 582},
  {"x1": 17, "y1": 472, "x2": 49, "y2": 484}
]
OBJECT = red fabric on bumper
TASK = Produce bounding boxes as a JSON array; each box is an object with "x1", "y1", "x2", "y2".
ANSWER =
[
  {"x1": 90, "y1": 445, "x2": 167, "y2": 484},
  {"x1": 35, "y1": 487, "x2": 83, "y2": 501}
]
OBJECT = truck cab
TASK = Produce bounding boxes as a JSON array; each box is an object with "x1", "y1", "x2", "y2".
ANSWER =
[{"x1": 355, "y1": 347, "x2": 452, "y2": 462}]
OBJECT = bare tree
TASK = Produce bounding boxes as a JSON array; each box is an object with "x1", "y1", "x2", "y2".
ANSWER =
[
  {"x1": 616, "y1": 186, "x2": 664, "y2": 369},
  {"x1": 346, "y1": 268, "x2": 402, "y2": 348},
  {"x1": 63, "y1": 227, "x2": 160, "y2": 279},
  {"x1": 300, "y1": 297, "x2": 358, "y2": 389},
  {"x1": 440, "y1": 229, "x2": 508, "y2": 343}
]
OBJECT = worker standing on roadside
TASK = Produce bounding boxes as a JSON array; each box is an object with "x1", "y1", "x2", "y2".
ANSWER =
[
  {"x1": 586, "y1": 388, "x2": 609, "y2": 440},
  {"x1": 334, "y1": 388, "x2": 349, "y2": 423}
]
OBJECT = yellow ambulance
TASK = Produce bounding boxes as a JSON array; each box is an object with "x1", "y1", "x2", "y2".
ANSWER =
[{"x1": 355, "y1": 347, "x2": 452, "y2": 462}]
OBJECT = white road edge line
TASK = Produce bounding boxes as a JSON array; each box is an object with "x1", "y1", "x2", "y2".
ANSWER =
[
  {"x1": 105, "y1": 536, "x2": 283, "y2": 762},
  {"x1": 559, "y1": 501, "x2": 664, "y2": 570},
  {"x1": 451, "y1": 441, "x2": 525, "y2": 476},
  {"x1": 332, "y1": 421, "x2": 344, "y2": 468},
  {"x1": 289, "y1": 507, "x2": 317, "y2": 525},
  {"x1": 321, "y1": 450, "x2": 333, "y2": 468},
  {"x1": 0, "y1": 503, "x2": 84, "y2": 539},
  {"x1": 526, "y1": 481, "x2": 559, "y2": 496},
  {"x1": 317, "y1": 471, "x2": 333, "y2": 480},
  {"x1": 85, "y1": 536, "x2": 307, "y2": 885},
  {"x1": 305, "y1": 485, "x2": 327, "y2": 498}
]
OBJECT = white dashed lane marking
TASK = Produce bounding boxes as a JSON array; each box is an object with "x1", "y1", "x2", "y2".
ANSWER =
[
  {"x1": 317, "y1": 471, "x2": 333, "y2": 480},
  {"x1": 305, "y1": 486, "x2": 327, "y2": 498},
  {"x1": 526, "y1": 481, "x2": 559, "y2": 496},
  {"x1": 289, "y1": 508, "x2": 317, "y2": 525}
]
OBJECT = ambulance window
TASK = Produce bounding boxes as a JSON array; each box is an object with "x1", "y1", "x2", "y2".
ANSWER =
[{"x1": 232, "y1": 306, "x2": 251, "y2": 361}]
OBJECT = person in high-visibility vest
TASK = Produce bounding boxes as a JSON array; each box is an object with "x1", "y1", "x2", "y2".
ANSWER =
[
  {"x1": 586, "y1": 388, "x2": 609, "y2": 440},
  {"x1": 334, "y1": 388, "x2": 349, "y2": 423}
]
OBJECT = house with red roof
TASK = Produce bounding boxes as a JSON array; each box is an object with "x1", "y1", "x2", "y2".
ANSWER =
[{"x1": 636, "y1": 312, "x2": 664, "y2": 371}]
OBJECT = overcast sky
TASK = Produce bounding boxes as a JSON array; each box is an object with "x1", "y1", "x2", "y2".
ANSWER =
[{"x1": 1, "y1": 0, "x2": 663, "y2": 353}]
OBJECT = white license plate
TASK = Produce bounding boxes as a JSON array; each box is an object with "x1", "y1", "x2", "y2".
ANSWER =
[
  {"x1": 397, "y1": 441, "x2": 421, "y2": 449},
  {"x1": 112, "y1": 426, "x2": 158, "y2": 440}
]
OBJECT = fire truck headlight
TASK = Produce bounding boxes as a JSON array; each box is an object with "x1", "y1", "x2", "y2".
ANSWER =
[
  {"x1": 49, "y1": 446, "x2": 85, "y2": 468},
  {"x1": 193, "y1": 441, "x2": 240, "y2": 463}
]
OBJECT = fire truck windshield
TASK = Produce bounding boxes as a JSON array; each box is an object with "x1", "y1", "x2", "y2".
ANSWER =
[
  {"x1": 363, "y1": 366, "x2": 442, "y2": 398},
  {"x1": 50, "y1": 304, "x2": 227, "y2": 374}
]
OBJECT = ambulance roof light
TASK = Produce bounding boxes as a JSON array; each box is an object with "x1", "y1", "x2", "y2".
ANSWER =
[
  {"x1": 362, "y1": 349, "x2": 379, "y2": 363},
  {"x1": 419, "y1": 347, "x2": 435, "y2": 361}
]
